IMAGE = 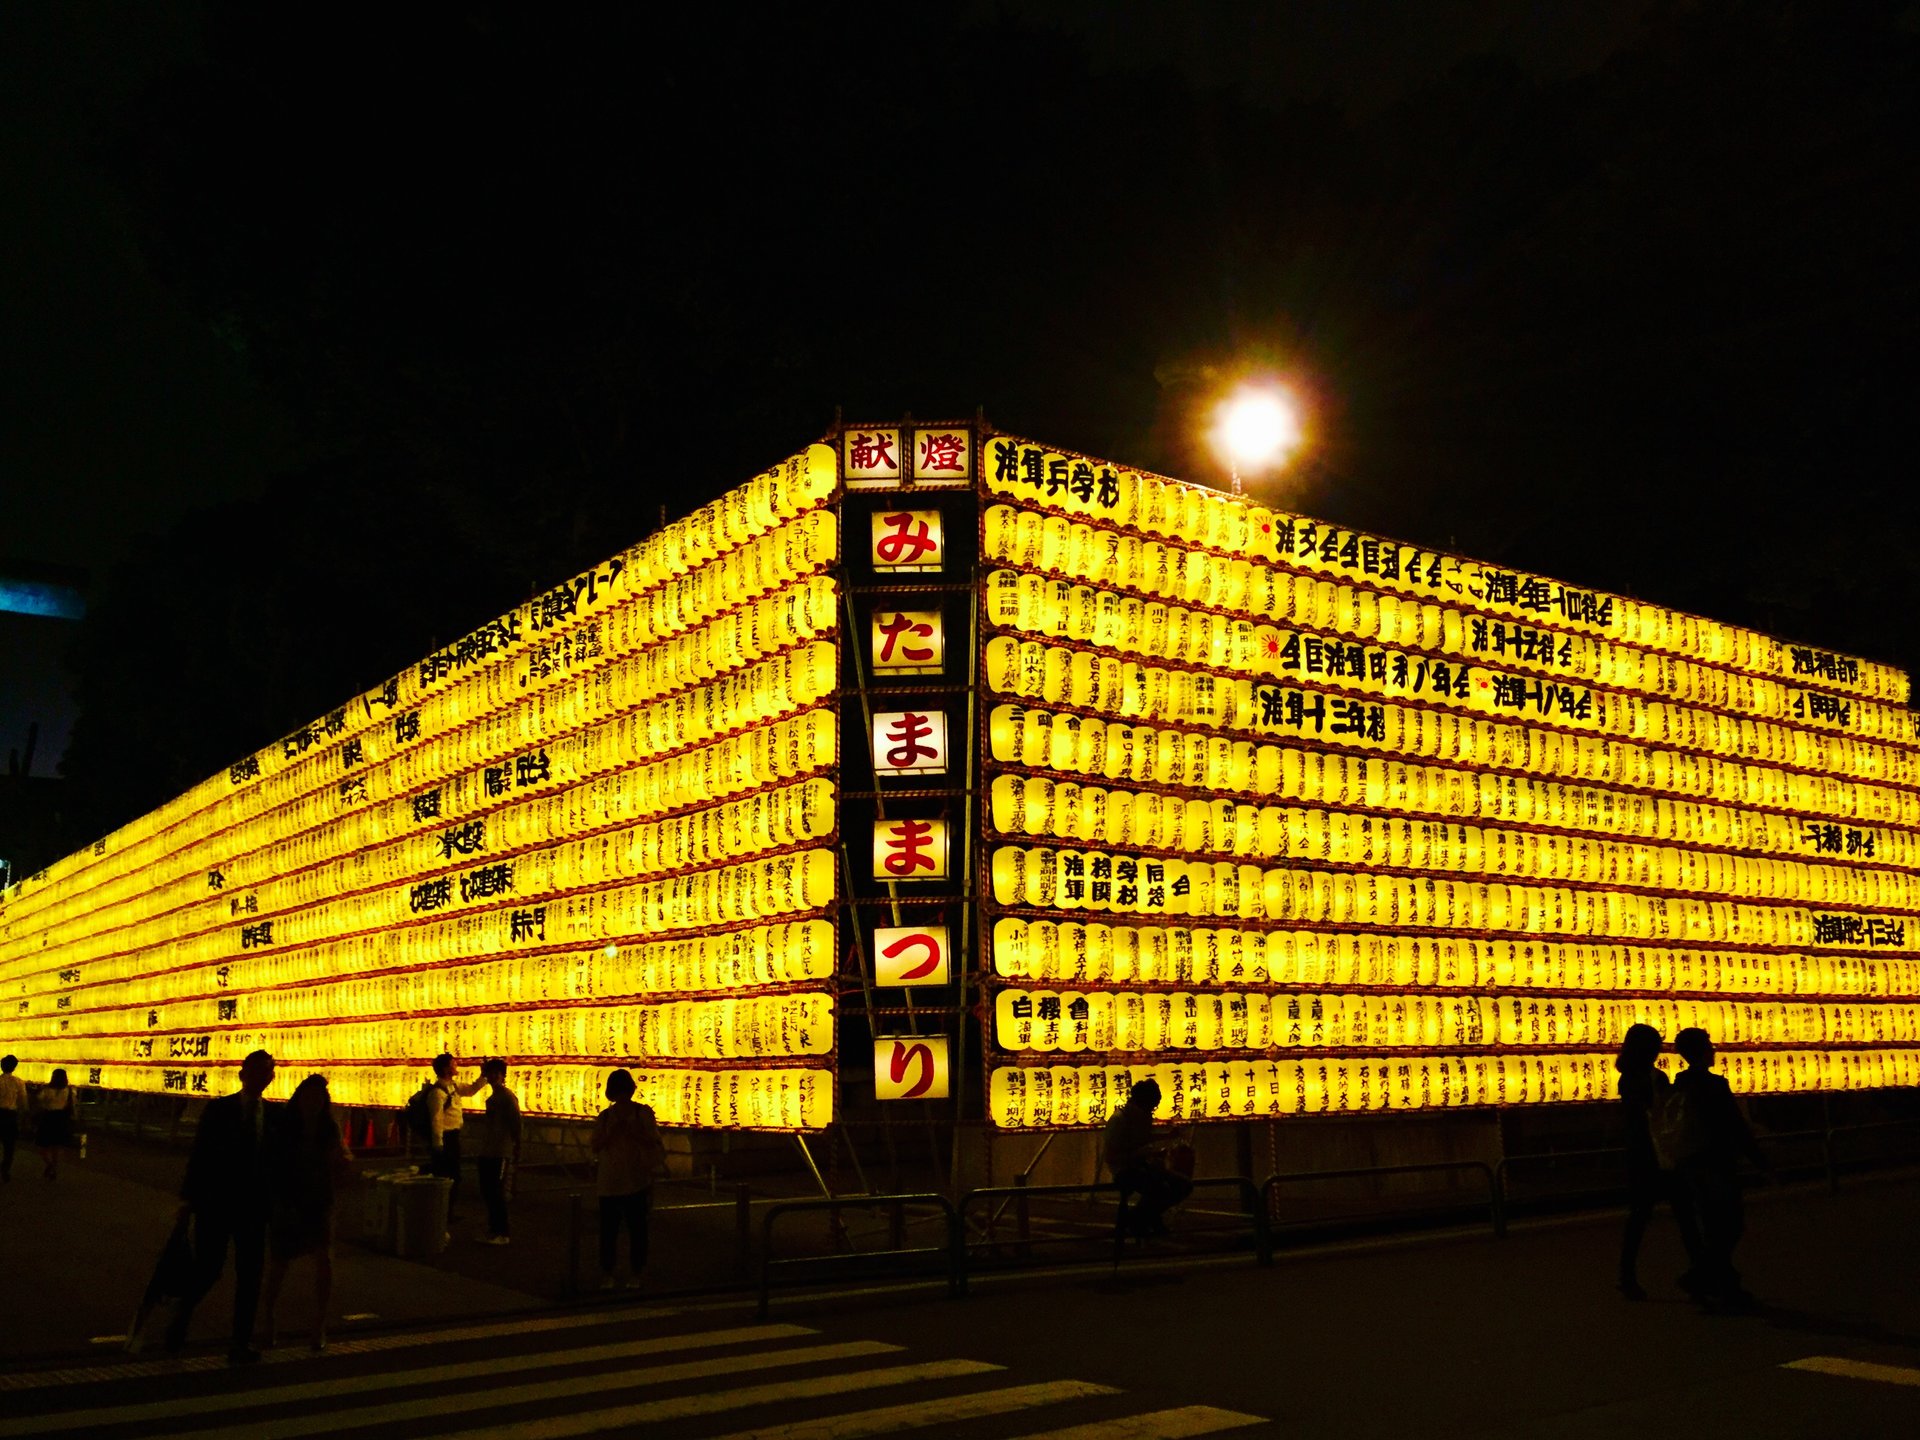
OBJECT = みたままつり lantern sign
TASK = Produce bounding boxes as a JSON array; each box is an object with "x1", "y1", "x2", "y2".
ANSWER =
[
  {"x1": 874, "y1": 1036, "x2": 950, "y2": 1099},
  {"x1": 870, "y1": 511, "x2": 945, "y2": 571},
  {"x1": 872, "y1": 711, "x2": 949, "y2": 775},
  {"x1": 873, "y1": 819, "x2": 950, "y2": 881},
  {"x1": 873, "y1": 926, "x2": 951, "y2": 986},
  {"x1": 870, "y1": 610, "x2": 944, "y2": 674}
]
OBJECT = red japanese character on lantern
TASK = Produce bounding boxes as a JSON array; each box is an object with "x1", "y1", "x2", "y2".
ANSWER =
[
  {"x1": 845, "y1": 428, "x2": 902, "y2": 482},
  {"x1": 871, "y1": 611, "x2": 942, "y2": 671},
  {"x1": 874, "y1": 818, "x2": 948, "y2": 879},
  {"x1": 875, "y1": 926, "x2": 950, "y2": 985},
  {"x1": 916, "y1": 430, "x2": 967, "y2": 475},
  {"x1": 874, "y1": 1037, "x2": 950, "y2": 1099},
  {"x1": 870, "y1": 510, "x2": 943, "y2": 569},
  {"x1": 873, "y1": 710, "x2": 947, "y2": 773}
]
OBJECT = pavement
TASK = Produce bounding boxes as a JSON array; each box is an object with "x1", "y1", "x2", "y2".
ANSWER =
[{"x1": 4, "y1": 1131, "x2": 1920, "y2": 1437}]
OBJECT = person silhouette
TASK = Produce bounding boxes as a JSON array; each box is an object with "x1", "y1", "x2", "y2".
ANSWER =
[
  {"x1": 166, "y1": 1050, "x2": 278, "y2": 1363},
  {"x1": 1671, "y1": 1028, "x2": 1768, "y2": 1308},
  {"x1": 1613, "y1": 1023, "x2": 1701, "y2": 1299},
  {"x1": 1102, "y1": 1079, "x2": 1192, "y2": 1236},
  {"x1": 262, "y1": 1073, "x2": 352, "y2": 1351}
]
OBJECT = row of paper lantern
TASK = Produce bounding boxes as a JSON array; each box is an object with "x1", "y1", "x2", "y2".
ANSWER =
[
  {"x1": 989, "y1": 845, "x2": 1916, "y2": 954},
  {"x1": 986, "y1": 567, "x2": 1912, "y2": 789},
  {"x1": 4, "y1": 449, "x2": 836, "y2": 921},
  {"x1": 11, "y1": 695, "x2": 829, "y2": 983},
  {"x1": 990, "y1": 988, "x2": 1920, "y2": 1052},
  {"x1": 981, "y1": 453, "x2": 1905, "y2": 702},
  {"x1": 80, "y1": 576, "x2": 840, "y2": 936},
  {"x1": 983, "y1": 507, "x2": 1914, "y2": 747},
  {"x1": 988, "y1": 919, "x2": 1920, "y2": 997},
  {"x1": 14, "y1": 774, "x2": 836, "y2": 980},
  {"x1": 986, "y1": 701, "x2": 1916, "y2": 861},
  {"x1": 9, "y1": 919, "x2": 839, "y2": 1031},
  {"x1": 0, "y1": 644, "x2": 838, "y2": 979},
  {"x1": 987, "y1": 1048, "x2": 1920, "y2": 1127},
  {"x1": 0, "y1": 567, "x2": 839, "y2": 958},
  {"x1": 986, "y1": 640, "x2": 1916, "y2": 831},
  {"x1": 12, "y1": 986, "x2": 838, "y2": 1060},
  {"x1": 4, "y1": 845, "x2": 839, "y2": 1009},
  {"x1": 17, "y1": 711, "x2": 836, "y2": 984},
  {"x1": 19, "y1": 1059, "x2": 834, "y2": 1129},
  {"x1": 988, "y1": 774, "x2": 1919, "y2": 912}
]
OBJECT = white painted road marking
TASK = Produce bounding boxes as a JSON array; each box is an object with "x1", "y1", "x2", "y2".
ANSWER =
[
  {"x1": 1005, "y1": 1406, "x2": 1270, "y2": 1439},
  {"x1": 0, "y1": 1324, "x2": 814, "y2": 1436},
  {"x1": 1785, "y1": 1355, "x2": 1920, "y2": 1388},
  {"x1": 155, "y1": 1340, "x2": 907, "y2": 1440},
  {"x1": 698, "y1": 1379, "x2": 1121, "y2": 1439},
  {"x1": 419, "y1": 1359, "x2": 1008, "y2": 1440},
  {"x1": 0, "y1": 1304, "x2": 680, "y2": 1392}
]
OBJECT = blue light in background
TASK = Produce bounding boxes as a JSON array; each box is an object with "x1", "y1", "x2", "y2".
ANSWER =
[{"x1": 0, "y1": 579, "x2": 85, "y2": 620}]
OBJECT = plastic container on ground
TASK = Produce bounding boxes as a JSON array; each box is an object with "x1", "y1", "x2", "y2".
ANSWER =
[
  {"x1": 353, "y1": 1168, "x2": 413, "y2": 1249},
  {"x1": 393, "y1": 1174, "x2": 453, "y2": 1258}
]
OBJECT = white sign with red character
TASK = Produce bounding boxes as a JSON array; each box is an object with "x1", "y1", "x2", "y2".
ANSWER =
[
  {"x1": 872, "y1": 710, "x2": 948, "y2": 775},
  {"x1": 873, "y1": 926, "x2": 951, "y2": 987},
  {"x1": 869, "y1": 610, "x2": 943, "y2": 674},
  {"x1": 843, "y1": 428, "x2": 903, "y2": 486},
  {"x1": 873, "y1": 1036, "x2": 950, "y2": 1100},
  {"x1": 869, "y1": 510, "x2": 944, "y2": 571},
  {"x1": 911, "y1": 428, "x2": 970, "y2": 483},
  {"x1": 872, "y1": 818, "x2": 950, "y2": 881}
]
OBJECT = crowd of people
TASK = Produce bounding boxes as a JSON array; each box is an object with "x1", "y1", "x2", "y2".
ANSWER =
[
  {"x1": 0, "y1": 1053, "x2": 81, "y2": 1181},
  {"x1": 7, "y1": 1028, "x2": 1776, "y2": 1362},
  {"x1": 80, "y1": 1050, "x2": 663, "y2": 1363}
]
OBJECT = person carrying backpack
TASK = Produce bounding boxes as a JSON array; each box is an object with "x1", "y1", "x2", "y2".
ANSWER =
[
  {"x1": 1671, "y1": 1028, "x2": 1769, "y2": 1308},
  {"x1": 1613, "y1": 1024, "x2": 1702, "y2": 1300}
]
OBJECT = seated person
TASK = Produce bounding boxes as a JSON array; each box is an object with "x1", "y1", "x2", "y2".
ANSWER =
[{"x1": 1102, "y1": 1079, "x2": 1193, "y2": 1236}]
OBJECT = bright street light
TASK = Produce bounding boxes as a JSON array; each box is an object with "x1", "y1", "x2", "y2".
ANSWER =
[{"x1": 1209, "y1": 383, "x2": 1303, "y2": 492}]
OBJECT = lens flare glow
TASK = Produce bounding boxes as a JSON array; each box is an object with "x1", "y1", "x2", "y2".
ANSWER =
[{"x1": 1211, "y1": 386, "x2": 1302, "y2": 477}]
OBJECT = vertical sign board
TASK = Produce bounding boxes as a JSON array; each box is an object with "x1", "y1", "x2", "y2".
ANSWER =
[
  {"x1": 975, "y1": 432, "x2": 1920, "y2": 1130},
  {"x1": 840, "y1": 424, "x2": 979, "y2": 1107}
]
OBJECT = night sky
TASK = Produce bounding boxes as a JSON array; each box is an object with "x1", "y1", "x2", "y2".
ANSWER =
[{"x1": 3, "y1": 0, "x2": 1918, "y2": 864}]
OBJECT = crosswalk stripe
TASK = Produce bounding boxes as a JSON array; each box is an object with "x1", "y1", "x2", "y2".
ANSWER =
[
  {"x1": 148, "y1": 1340, "x2": 908, "y2": 1440},
  {"x1": 1003, "y1": 1407, "x2": 1269, "y2": 1439},
  {"x1": 407, "y1": 1359, "x2": 1007, "y2": 1440},
  {"x1": 695, "y1": 1379, "x2": 1121, "y2": 1440},
  {"x1": 0, "y1": 1324, "x2": 815, "y2": 1437},
  {"x1": 1784, "y1": 1356, "x2": 1920, "y2": 1388},
  {"x1": 0, "y1": 1306, "x2": 681, "y2": 1394}
]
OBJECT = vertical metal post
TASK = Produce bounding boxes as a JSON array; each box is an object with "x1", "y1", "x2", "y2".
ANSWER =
[
  {"x1": 1250, "y1": 1179, "x2": 1274, "y2": 1266},
  {"x1": 1822, "y1": 1092, "x2": 1837, "y2": 1192},
  {"x1": 565, "y1": 1191, "x2": 582, "y2": 1298},
  {"x1": 735, "y1": 1184, "x2": 753, "y2": 1275}
]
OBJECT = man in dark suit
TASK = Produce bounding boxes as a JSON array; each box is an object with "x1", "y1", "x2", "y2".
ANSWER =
[{"x1": 166, "y1": 1049, "x2": 277, "y2": 1362}]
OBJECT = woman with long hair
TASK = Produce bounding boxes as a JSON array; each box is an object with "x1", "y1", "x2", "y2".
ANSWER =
[
  {"x1": 34, "y1": 1067, "x2": 76, "y2": 1180},
  {"x1": 262, "y1": 1074, "x2": 351, "y2": 1349},
  {"x1": 1615, "y1": 1024, "x2": 1700, "y2": 1299}
]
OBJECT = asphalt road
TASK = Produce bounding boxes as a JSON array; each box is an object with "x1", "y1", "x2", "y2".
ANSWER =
[{"x1": 5, "y1": 1171, "x2": 1918, "y2": 1438}]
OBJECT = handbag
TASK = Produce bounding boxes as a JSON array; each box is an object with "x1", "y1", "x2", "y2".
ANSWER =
[{"x1": 124, "y1": 1212, "x2": 198, "y2": 1355}]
